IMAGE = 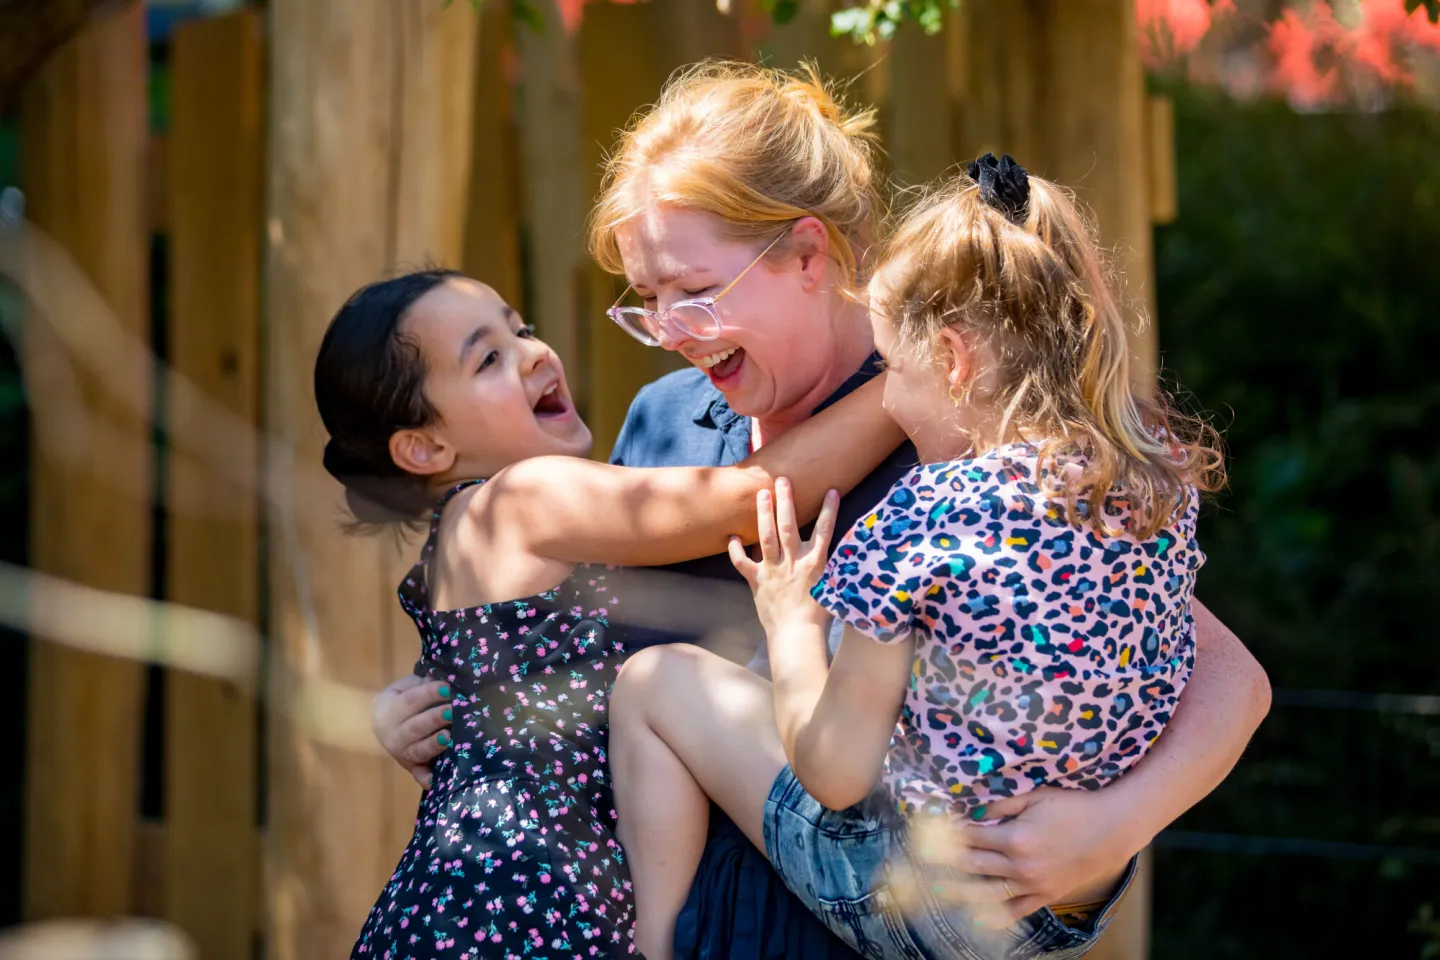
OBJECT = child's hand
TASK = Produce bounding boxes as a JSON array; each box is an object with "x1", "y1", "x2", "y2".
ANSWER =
[{"x1": 728, "y1": 479, "x2": 838, "y2": 635}]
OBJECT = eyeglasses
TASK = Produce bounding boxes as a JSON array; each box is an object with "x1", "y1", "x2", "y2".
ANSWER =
[{"x1": 606, "y1": 233, "x2": 784, "y2": 347}]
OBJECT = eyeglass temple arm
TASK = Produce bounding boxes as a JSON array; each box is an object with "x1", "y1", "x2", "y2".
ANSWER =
[
  {"x1": 610, "y1": 230, "x2": 786, "y2": 309},
  {"x1": 714, "y1": 232, "x2": 786, "y2": 301}
]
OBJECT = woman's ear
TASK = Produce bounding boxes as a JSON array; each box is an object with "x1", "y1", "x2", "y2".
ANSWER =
[
  {"x1": 936, "y1": 327, "x2": 972, "y2": 391},
  {"x1": 390, "y1": 428, "x2": 455, "y2": 478},
  {"x1": 789, "y1": 217, "x2": 831, "y2": 291}
]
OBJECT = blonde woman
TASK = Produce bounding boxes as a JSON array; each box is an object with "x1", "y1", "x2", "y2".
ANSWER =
[{"x1": 372, "y1": 63, "x2": 1271, "y2": 960}]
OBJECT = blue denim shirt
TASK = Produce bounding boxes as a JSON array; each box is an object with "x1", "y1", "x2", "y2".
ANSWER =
[
  {"x1": 610, "y1": 356, "x2": 918, "y2": 588},
  {"x1": 609, "y1": 356, "x2": 917, "y2": 960}
]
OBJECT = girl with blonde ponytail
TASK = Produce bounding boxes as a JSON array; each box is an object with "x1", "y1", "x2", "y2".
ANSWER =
[{"x1": 610, "y1": 156, "x2": 1228, "y2": 960}]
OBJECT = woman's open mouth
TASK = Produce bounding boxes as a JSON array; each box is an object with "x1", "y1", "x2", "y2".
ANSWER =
[
  {"x1": 533, "y1": 382, "x2": 572, "y2": 420},
  {"x1": 695, "y1": 346, "x2": 745, "y2": 384}
]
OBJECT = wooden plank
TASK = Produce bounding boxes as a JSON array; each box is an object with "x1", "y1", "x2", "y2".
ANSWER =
[
  {"x1": 264, "y1": 1, "x2": 478, "y2": 956},
  {"x1": 1147, "y1": 95, "x2": 1178, "y2": 225},
  {"x1": 578, "y1": 0, "x2": 675, "y2": 461},
  {"x1": 516, "y1": 0, "x2": 586, "y2": 391},
  {"x1": 888, "y1": 20, "x2": 955, "y2": 188},
  {"x1": 463, "y1": 0, "x2": 524, "y2": 307},
  {"x1": 18, "y1": 0, "x2": 150, "y2": 921},
  {"x1": 164, "y1": 10, "x2": 262, "y2": 958},
  {"x1": 956, "y1": 4, "x2": 1156, "y2": 956},
  {"x1": 1036, "y1": 0, "x2": 1156, "y2": 390}
]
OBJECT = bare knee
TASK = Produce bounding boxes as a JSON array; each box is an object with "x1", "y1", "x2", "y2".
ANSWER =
[{"x1": 612, "y1": 643, "x2": 705, "y2": 726}]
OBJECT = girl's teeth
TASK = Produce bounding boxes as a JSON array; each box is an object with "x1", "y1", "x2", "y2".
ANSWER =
[{"x1": 697, "y1": 347, "x2": 738, "y2": 369}]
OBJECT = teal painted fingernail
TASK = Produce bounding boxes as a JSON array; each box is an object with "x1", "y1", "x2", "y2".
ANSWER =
[
  {"x1": 438, "y1": 732, "x2": 451, "y2": 747},
  {"x1": 443, "y1": 708, "x2": 453, "y2": 722},
  {"x1": 972, "y1": 805, "x2": 988, "y2": 821},
  {"x1": 438, "y1": 685, "x2": 450, "y2": 698}
]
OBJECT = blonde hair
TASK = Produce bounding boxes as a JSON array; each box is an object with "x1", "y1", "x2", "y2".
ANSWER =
[
  {"x1": 588, "y1": 60, "x2": 883, "y2": 292},
  {"x1": 874, "y1": 171, "x2": 1225, "y2": 539}
]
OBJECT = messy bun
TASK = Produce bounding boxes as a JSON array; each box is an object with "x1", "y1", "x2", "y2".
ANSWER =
[{"x1": 589, "y1": 60, "x2": 884, "y2": 294}]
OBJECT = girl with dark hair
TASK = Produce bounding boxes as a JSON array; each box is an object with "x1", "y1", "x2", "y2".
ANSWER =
[{"x1": 315, "y1": 269, "x2": 904, "y2": 960}]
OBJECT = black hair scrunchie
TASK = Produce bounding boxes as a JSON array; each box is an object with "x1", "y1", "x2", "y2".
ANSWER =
[{"x1": 967, "y1": 152, "x2": 1030, "y2": 224}]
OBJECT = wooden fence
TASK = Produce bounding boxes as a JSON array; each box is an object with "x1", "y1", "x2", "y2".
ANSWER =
[{"x1": 11, "y1": 1, "x2": 1176, "y2": 956}]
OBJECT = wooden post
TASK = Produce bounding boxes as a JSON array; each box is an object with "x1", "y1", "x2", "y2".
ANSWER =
[
  {"x1": 18, "y1": 0, "x2": 150, "y2": 921},
  {"x1": 264, "y1": 1, "x2": 477, "y2": 956},
  {"x1": 958, "y1": 4, "x2": 1158, "y2": 956},
  {"x1": 887, "y1": 21, "x2": 956, "y2": 188},
  {"x1": 463, "y1": 0, "x2": 524, "y2": 307},
  {"x1": 516, "y1": 0, "x2": 587, "y2": 389},
  {"x1": 164, "y1": 10, "x2": 263, "y2": 958},
  {"x1": 1146, "y1": 95, "x2": 1178, "y2": 226},
  {"x1": 959, "y1": 0, "x2": 1156, "y2": 390},
  {"x1": 578, "y1": 0, "x2": 678, "y2": 460}
]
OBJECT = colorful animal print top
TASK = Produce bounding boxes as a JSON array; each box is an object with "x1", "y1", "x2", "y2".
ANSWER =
[{"x1": 812, "y1": 443, "x2": 1203, "y2": 817}]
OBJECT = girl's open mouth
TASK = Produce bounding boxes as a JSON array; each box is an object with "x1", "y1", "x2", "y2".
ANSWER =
[{"x1": 533, "y1": 382, "x2": 571, "y2": 419}]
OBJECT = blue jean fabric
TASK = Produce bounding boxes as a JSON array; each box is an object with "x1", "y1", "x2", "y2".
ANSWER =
[{"x1": 763, "y1": 766, "x2": 1137, "y2": 960}]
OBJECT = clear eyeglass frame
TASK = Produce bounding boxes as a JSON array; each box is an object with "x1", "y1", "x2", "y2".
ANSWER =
[{"x1": 605, "y1": 233, "x2": 785, "y2": 347}]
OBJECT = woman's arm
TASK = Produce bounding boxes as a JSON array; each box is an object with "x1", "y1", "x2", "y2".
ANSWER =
[
  {"x1": 480, "y1": 375, "x2": 905, "y2": 567},
  {"x1": 957, "y1": 600, "x2": 1271, "y2": 921}
]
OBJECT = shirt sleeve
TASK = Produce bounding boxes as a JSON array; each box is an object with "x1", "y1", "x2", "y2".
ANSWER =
[{"x1": 812, "y1": 470, "x2": 969, "y2": 645}]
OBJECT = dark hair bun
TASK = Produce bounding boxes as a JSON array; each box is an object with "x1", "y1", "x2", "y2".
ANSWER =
[{"x1": 322, "y1": 439, "x2": 431, "y2": 526}]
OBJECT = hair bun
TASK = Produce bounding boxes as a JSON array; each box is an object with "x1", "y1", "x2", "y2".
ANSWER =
[
  {"x1": 966, "y1": 152, "x2": 1030, "y2": 223},
  {"x1": 322, "y1": 439, "x2": 430, "y2": 526},
  {"x1": 322, "y1": 439, "x2": 366, "y2": 483}
]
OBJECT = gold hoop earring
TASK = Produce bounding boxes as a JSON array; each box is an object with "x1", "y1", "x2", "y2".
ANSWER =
[{"x1": 948, "y1": 384, "x2": 969, "y2": 407}]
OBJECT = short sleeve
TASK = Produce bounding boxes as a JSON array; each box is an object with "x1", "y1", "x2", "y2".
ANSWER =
[{"x1": 813, "y1": 470, "x2": 964, "y2": 645}]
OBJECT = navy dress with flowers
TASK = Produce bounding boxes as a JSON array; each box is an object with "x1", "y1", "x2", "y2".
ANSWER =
[{"x1": 352, "y1": 480, "x2": 638, "y2": 960}]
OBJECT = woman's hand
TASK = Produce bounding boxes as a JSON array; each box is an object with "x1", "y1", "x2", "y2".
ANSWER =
[
  {"x1": 372, "y1": 674, "x2": 453, "y2": 790},
  {"x1": 948, "y1": 786, "x2": 1143, "y2": 924},
  {"x1": 727, "y1": 479, "x2": 837, "y2": 635}
]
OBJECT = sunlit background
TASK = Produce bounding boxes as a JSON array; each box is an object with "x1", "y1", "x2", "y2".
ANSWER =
[{"x1": 0, "y1": 1, "x2": 1436, "y2": 957}]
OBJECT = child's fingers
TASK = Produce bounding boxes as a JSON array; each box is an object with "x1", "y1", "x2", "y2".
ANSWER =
[
  {"x1": 728, "y1": 536, "x2": 758, "y2": 583},
  {"x1": 774, "y1": 478, "x2": 801, "y2": 558},
  {"x1": 809, "y1": 489, "x2": 840, "y2": 555},
  {"x1": 756, "y1": 488, "x2": 780, "y2": 563}
]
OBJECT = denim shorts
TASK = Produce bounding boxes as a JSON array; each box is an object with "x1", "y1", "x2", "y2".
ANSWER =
[{"x1": 762, "y1": 765, "x2": 1138, "y2": 960}]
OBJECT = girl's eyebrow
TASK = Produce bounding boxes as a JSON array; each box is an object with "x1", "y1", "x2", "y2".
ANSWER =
[{"x1": 457, "y1": 323, "x2": 495, "y2": 366}]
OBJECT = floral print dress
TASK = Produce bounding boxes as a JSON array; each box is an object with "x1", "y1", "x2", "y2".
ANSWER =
[{"x1": 352, "y1": 480, "x2": 638, "y2": 960}]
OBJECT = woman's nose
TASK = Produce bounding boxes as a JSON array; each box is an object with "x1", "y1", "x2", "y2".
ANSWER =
[{"x1": 654, "y1": 319, "x2": 689, "y2": 352}]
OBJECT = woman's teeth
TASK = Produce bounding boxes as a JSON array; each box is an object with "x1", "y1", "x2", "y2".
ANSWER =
[{"x1": 695, "y1": 347, "x2": 738, "y2": 369}]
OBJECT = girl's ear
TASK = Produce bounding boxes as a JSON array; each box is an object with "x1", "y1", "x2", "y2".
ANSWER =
[
  {"x1": 936, "y1": 327, "x2": 972, "y2": 391},
  {"x1": 389, "y1": 428, "x2": 456, "y2": 478},
  {"x1": 788, "y1": 216, "x2": 831, "y2": 291}
]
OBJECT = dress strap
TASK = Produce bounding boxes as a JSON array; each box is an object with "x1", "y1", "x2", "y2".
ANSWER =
[
  {"x1": 421, "y1": 478, "x2": 488, "y2": 558},
  {"x1": 430, "y1": 478, "x2": 487, "y2": 519}
]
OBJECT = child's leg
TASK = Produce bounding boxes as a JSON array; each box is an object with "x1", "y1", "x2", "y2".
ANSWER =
[{"x1": 609, "y1": 643, "x2": 789, "y2": 960}]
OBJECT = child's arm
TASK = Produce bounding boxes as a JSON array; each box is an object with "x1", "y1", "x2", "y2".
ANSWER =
[
  {"x1": 478, "y1": 375, "x2": 904, "y2": 567},
  {"x1": 728, "y1": 481, "x2": 910, "y2": 810}
]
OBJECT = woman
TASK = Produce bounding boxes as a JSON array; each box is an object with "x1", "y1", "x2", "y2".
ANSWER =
[{"x1": 373, "y1": 62, "x2": 1271, "y2": 959}]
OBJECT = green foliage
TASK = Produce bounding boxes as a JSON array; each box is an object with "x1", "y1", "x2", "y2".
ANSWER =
[
  {"x1": 828, "y1": 0, "x2": 957, "y2": 44},
  {"x1": 1149, "y1": 80, "x2": 1440, "y2": 957},
  {"x1": 1406, "y1": 0, "x2": 1440, "y2": 24},
  {"x1": 446, "y1": 0, "x2": 1440, "y2": 40},
  {"x1": 1412, "y1": 904, "x2": 1440, "y2": 959}
]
